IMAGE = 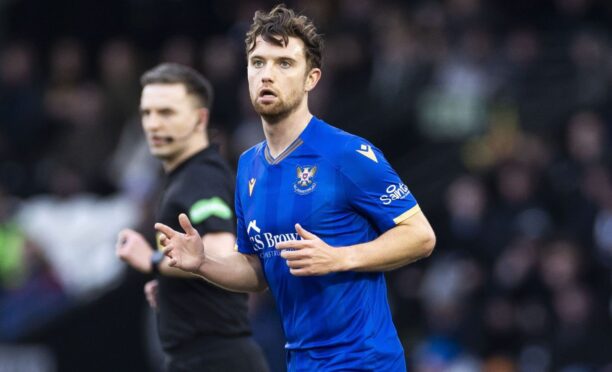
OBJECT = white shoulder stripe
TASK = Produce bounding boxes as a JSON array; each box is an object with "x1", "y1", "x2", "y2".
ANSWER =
[{"x1": 393, "y1": 205, "x2": 421, "y2": 224}]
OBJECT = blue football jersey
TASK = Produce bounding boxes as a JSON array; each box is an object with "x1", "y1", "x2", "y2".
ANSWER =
[{"x1": 235, "y1": 117, "x2": 420, "y2": 371}]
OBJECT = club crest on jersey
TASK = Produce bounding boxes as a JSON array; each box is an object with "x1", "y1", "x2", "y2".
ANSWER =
[{"x1": 294, "y1": 165, "x2": 317, "y2": 195}]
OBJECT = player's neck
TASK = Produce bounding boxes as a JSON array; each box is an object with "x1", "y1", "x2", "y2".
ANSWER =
[
  {"x1": 262, "y1": 102, "x2": 312, "y2": 158},
  {"x1": 162, "y1": 137, "x2": 209, "y2": 173}
]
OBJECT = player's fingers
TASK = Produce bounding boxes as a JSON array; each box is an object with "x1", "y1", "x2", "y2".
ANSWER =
[
  {"x1": 159, "y1": 234, "x2": 168, "y2": 246},
  {"x1": 286, "y1": 258, "x2": 308, "y2": 269},
  {"x1": 178, "y1": 213, "x2": 198, "y2": 236},
  {"x1": 295, "y1": 224, "x2": 317, "y2": 240},
  {"x1": 162, "y1": 245, "x2": 174, "y2": 257},
  {"x1": 280, "y1": 249, "x2": 307, "y2": 260},
  {"x1": 289, "y1": 267, "x2": 310, "y2": 276},
  {"x1": 155, "y1": 222, "x2": 177, "y2": 239},
  {"x1": 276, "y1": 240, "x2": 309, "y2": 250}
]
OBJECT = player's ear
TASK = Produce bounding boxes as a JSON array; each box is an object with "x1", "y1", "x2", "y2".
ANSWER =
[
  {"x1": 197, "y1": 107, "x2": 209, "y2": 129},
  {"x1": 304, "y1": 68, "x2": 321, "y2": 92}
]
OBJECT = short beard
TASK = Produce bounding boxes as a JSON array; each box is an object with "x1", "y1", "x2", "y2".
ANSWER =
[
  {"x1": 258, "y1": 107, "x2": 292, "y2": 125},
  {"x1": 252, "y1": 93, "x2": 302, "y2": 125}
]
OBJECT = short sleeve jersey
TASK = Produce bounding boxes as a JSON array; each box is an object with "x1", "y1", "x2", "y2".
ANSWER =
[
  {"x1": 234, "y1": 117, "x2": 419, "y2": 370},
  {"x1": 156, "y1": 147, "x2": 251, "y2": 351}
]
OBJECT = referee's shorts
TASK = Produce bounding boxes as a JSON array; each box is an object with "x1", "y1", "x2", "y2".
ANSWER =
[{"x1": 165, "y1": 335, "x2": 269, "y2": 372}]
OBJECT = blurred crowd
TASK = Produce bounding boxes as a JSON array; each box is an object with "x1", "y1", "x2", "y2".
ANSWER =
[{"x1": 1, "y1": 0, "x2": 612, "y2": 371}]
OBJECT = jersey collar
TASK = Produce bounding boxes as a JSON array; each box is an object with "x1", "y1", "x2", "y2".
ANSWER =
[{"x1": 262, "y1": 116, "x2": 318, "y2": 165}]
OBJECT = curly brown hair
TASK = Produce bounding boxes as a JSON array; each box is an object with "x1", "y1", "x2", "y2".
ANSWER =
[{"x1": 245, "y1": 4, "x2": 324, "y2": 71}]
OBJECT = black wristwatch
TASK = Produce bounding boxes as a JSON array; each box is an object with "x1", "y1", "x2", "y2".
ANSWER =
[{"x1": 151, "y1": 250, "x2": 164, "y2": 275}]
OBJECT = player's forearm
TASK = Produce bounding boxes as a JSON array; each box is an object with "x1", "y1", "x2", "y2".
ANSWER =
[
  {"x1": 341, "y1": 212, "x2": 436, "y2": 272},
  {"x1": 196, "y1": 251, "x2": 267, "y2": 292}
]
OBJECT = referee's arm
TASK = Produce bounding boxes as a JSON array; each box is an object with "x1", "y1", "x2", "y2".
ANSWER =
[{"x1": 116, "y1": 228, "x2": 203, "y2": 279}]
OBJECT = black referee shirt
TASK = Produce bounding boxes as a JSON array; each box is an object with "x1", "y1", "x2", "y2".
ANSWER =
[{"x1": 155, "y1": 146, "x2": 251, "y2": 351}]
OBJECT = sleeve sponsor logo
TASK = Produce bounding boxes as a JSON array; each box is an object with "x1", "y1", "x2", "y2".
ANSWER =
[
  {"x1": 189, "y1": 197, "x2": 233, "y2": 223},
  {"x1": 380, "y1": 183, "x2": 411, "y2": 205}
]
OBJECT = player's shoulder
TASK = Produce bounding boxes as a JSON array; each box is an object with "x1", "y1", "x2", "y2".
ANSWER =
[
  {"x1": 237, "y1": 140, "x2": 265, "y2": 165},
  {"x1": 308, "y1": 118, "x2": 377, "y2": 162}
]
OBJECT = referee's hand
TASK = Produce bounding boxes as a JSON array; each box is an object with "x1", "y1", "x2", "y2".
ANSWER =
[
  {"x1": 155, "y1": 214, "x2": 206, "y2": 274},
  {"x1": 116, "y1": 229, "x2": 154, "y2": 273},
  {"x1": 144, "y1": 279, "x2": 159, "y2": 310}
]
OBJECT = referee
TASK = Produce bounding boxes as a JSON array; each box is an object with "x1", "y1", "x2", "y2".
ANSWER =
[{"x1": 116, "y1": 63, "x2": 269, "y2": 372}]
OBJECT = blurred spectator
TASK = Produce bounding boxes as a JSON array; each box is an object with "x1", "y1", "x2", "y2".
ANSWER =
[
  {"x1": 568, "y1": 29, "x2": 610, "y2": 108},
  {"x1": 200, "y1": 35, "x2": 242, "y2": 131},
  {"x1": 43, "y1": 82, "x2": 116, "y2": 194},
  {"x1": 40, "y1": 38, "x2": 122, "y2": 194},
  {"x1": 590, "y1": 165, "x2": 612, "y2": 265},
  {"x1": 160, "y1": 35, "x2": 196, "y2": 67},
  {"x1": 43, "y1": 38, "x2": 87, "y2": 128},
  {"x1": 0, "y1": 189, "x2": 69, "y2": 341},
  {"x1": 369, "y1": 5, "x2": 427, "y2": 150},
  {"x1": 487, "y1": 160, "x2": 552, "y2": 253},
  {"x1": 0, "y1": 42, "x2": 44, "y2": 195},
  {"x1": 15, "y1": 191, "x2": 139, "y2": 297},
  {"x1": 548, "y1": 110, "x2": 609, "y2": 242},
  {"x1": 417, "y1": 25, "x2": 495, "y2": 141},
  {"x1": 98, "y1": 38, "x2": 140, "y2": 140},
  {"x1": 437, "y1": 175, "x2": 490, "y2": 260}
]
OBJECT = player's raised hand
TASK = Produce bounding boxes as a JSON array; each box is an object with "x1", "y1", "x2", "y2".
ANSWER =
[
  {"x1": 275, "y1": 224, "x2": 344, "y2": 276},
  {"x1": 154, "y1": 213, "x2": 205, "y2": 274}
]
